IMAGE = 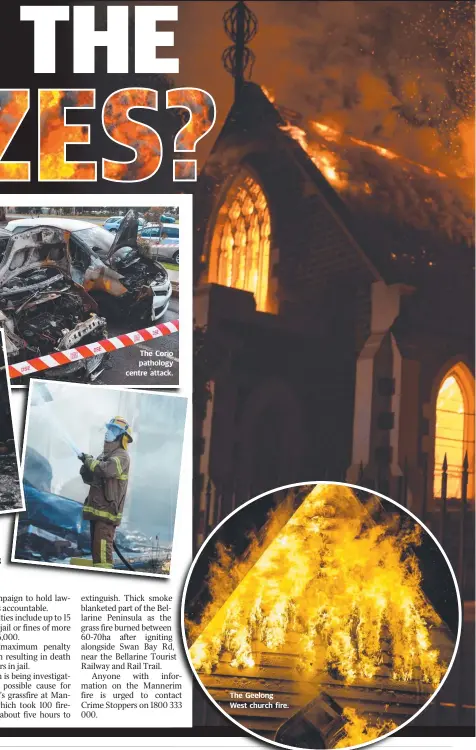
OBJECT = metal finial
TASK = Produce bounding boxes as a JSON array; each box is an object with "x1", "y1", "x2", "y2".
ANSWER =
[{"x1": 222, "y1": 1, "x2": 258, "y2": 100}]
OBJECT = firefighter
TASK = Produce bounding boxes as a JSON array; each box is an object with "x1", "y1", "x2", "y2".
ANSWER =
[{"x1": 79, "y1": 416, "x2": 133, "y2": 569}]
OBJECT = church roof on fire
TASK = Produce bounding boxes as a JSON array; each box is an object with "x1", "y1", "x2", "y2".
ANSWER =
[{"x1": 200, "y1": 82, "x2": 474, "y2": 287}]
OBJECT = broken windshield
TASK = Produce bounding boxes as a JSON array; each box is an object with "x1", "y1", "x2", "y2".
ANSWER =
[{"x1": 73, "y1": 226, "x2": 115, "y2": 260}]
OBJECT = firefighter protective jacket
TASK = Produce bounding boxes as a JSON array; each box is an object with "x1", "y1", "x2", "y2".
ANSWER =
[{"x1": 82, "y1": 446, "x2": 130, "y2": 527}]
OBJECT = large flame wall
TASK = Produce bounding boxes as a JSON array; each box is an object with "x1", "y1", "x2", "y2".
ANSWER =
[{"x1": 189, "y1": 485, "x2": 448, "y2": 689}]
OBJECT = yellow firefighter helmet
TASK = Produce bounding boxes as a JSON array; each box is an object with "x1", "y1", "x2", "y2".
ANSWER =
[{"x1": 105, "y1": 416, "x2": 133, "y2": 444}]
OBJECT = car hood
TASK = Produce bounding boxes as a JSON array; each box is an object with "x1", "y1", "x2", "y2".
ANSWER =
[
  {"x1": 0, "y1": 225, "x2": 72, "y2": 287},
  {"x1": 106, "y1": 209, "x2": 139, "y2": 261}
]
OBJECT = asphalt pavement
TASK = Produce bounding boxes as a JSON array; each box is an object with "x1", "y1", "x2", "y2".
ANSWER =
[{"x1": 99, "y1": 297, "x2": 179, "y2": 387}]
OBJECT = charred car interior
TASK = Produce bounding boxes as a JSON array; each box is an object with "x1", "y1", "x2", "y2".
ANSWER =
[
  {"x1": 0, "y1": 226, "x2": 109, "y2": 382},
  {"x1": 67, "y1": 210, "x2": 172, "y2": 322}
]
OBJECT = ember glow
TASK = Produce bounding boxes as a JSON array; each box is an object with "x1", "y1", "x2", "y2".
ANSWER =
[
  {"x1": 0, "y1": 90, "x2": 29, "y2": 180},
  {"x1": 103, "y1": 88, "x2": 161, "y2": 181},
  {"x1": 275, "y1": 107, "x2": 473, "y2": 246},
  {"x1": 279, "y1": 122, "x2": 349, "y2": 190},
  {"x1": 434, "y1": 374, "x2": 465, "y2": 498},
  {"x1": 174, "y1": 160, "x2": 197, "y2": 181},
  {"x1": 210, "y1": 173, "x2": 271, "y2": 312},
  {"x1": 279, "y1": 114, "x2": 454, "y2": 188},
  {"x1": 39, "y1": 90, "x2": 95, "y2": 181},
  {"x1": 189, "y1": 485, "x2": 450, "y2": 744},
  {"x1": 257, "y1": 0, "x2": 474, "y2": 249},
  {"x1": 335, "y1": 708, "x2": 397, "y2": 748},
  {"x1": 167, "y1": 88, "x2": 216, "y2": 152}
]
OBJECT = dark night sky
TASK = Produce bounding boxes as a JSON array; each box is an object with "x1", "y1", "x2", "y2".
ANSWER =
[
  {"x1": 1, "y1": 2, "x2": 472, "y2": 188},
  {"x1": 176, "y1": 1, "x2": 474, "y2": 172}
]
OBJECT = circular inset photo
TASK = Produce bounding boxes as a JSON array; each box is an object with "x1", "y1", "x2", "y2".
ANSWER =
[{"x1": 182, "y1": 482, "x2": 461, "y2": 750}]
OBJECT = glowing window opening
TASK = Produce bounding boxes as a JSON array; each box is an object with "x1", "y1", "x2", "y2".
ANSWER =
[
  {"x1": 209, "y1": 175, "x2": 271, "y2": 312},
  {"x1": 434, "y1": 368, "x2": 475, "y2": 499}
]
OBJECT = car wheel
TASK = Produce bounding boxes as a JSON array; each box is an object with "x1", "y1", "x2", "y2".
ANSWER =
[{"x1": 173, "y1": 251, "x2": 179, "y2": 265}]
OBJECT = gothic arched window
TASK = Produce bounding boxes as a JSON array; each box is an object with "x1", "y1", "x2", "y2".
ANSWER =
[
  {"x1": 208, "y1": 173, "x2": 271, "y2": 312},
  {"x1": 434, "y1": 363, "x2": 475, "y2": 499}
]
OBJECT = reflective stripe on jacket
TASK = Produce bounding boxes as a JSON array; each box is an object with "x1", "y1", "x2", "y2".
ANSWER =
[{"x1": 82, "y1": 447, "x2": 130, "y2": 527}]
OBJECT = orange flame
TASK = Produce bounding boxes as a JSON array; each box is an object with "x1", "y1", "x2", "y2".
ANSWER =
[
  {"x1": 39, "y1": 90, "x2": 95, "y2": 181},
  {"x1": 336, "y1": 708, "x2": 397, "y2": 748},
  {"x1": 189, "y1": 485, "x2": 449, "y2": 690},
  {"x1": 174, "y1": 160, "x2": 196, "y2": 181},
  {"x1": 274, "y1": 99, "x2": 473, "y2": 246},
  {"x1": 265, "y1": 73, "x2": 469, "y2": 200},
  {"x1": 167, "y1": 88, "x2": 215, "y2": 152},
  {"x1": 103, "y1": 88, "x2": 162, "y2": 181},
  {"x1": 282, "y1": 116, "x2": 451, "y2": 190},
  {"x1": 310, "y1": 120, "x2": 342, "y2": 142},
  {"x1": 279, "y1": 123, "x2": 349, "y2": 189},
  {"x1": 261, "y1": 86, "x2": 276, "y2": 104},
  {"x1": 347, "y1": 132, "x2": 448, "y2": 178}
]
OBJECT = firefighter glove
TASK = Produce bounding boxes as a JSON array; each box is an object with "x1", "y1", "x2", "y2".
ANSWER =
[{"x1": 80, "y1": 463, "x2": 94, "y2": 485}]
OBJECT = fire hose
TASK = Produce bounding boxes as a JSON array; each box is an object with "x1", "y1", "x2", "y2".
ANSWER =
[{"x1": 113, "y1": 541, "x2": 134, "y2": 571}]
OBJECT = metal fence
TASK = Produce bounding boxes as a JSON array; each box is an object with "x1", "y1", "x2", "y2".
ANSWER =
[
  {"x1": 356, "y1": 453, "x2": 475, "y2": 727},
  {"x1": 199, "y1": 456, "x2": 474, "y2": 598},
  {"x1": 356, "y1": 453, "x2": 474, "y2": 601}
]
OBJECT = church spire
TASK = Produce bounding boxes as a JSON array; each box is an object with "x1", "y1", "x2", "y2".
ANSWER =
[{"x1": 222, "y1": 1, "x2": 258, "y2": 101}]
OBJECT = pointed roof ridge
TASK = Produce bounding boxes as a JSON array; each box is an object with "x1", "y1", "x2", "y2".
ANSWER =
[{"x1": 204, "y1": 82, "x2": 381, "y2": 281}]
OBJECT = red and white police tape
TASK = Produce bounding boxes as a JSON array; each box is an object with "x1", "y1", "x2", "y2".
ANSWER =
[{"x1": 8, "y1": 319, "x2": 179, "y2": 380}]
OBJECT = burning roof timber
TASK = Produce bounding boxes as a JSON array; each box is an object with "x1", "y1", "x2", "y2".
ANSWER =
[
  {"x1": 187, "y1": 485, "x2": 456, "y2": 745},
  {"x1": 196, "y1": 647, "x2": 443, "y2": 742},
  {"x1": 199, "y1": 82, "x2": 473, "y2": 285}
]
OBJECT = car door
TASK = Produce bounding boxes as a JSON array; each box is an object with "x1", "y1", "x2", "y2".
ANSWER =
[
  {"x1": 150, "y1": 227, "x2": 163, "y2": 251},
  {"x1": 69, "y1": 232, "x2": 127, "y2": 297},
  {"x1": 140, "y1": 227, "x2": 160, "y2": 253},
  {"x1": 69, "y1": 234, "x2": 94, "y2": 284}
]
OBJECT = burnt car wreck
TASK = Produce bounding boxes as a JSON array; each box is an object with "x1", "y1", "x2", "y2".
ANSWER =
[
  {"x1": 0, "y1": 337, "x2": 22, "y2": 511},
  {"x1": 70, "y1": 210, "x2": 172, "y2": 322},
  {"x1": 0, "y1": 226, "x2": 109, "y2": 382},
  {"x1": 0, "y1": 211, "x2": 172, "y2": 382}
]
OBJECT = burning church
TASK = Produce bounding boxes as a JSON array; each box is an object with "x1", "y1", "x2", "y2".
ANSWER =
[{"x1": 192, "y1": 0, "x2": 474, "y2": 734}]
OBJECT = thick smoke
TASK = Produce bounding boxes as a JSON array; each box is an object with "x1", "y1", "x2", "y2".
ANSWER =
[
  {"x1": 252, "y1": 0, "x2": 474, "y2": 179},
  {"x1": 177, "y1": 1, "x2": 473, "y2": 243}
]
